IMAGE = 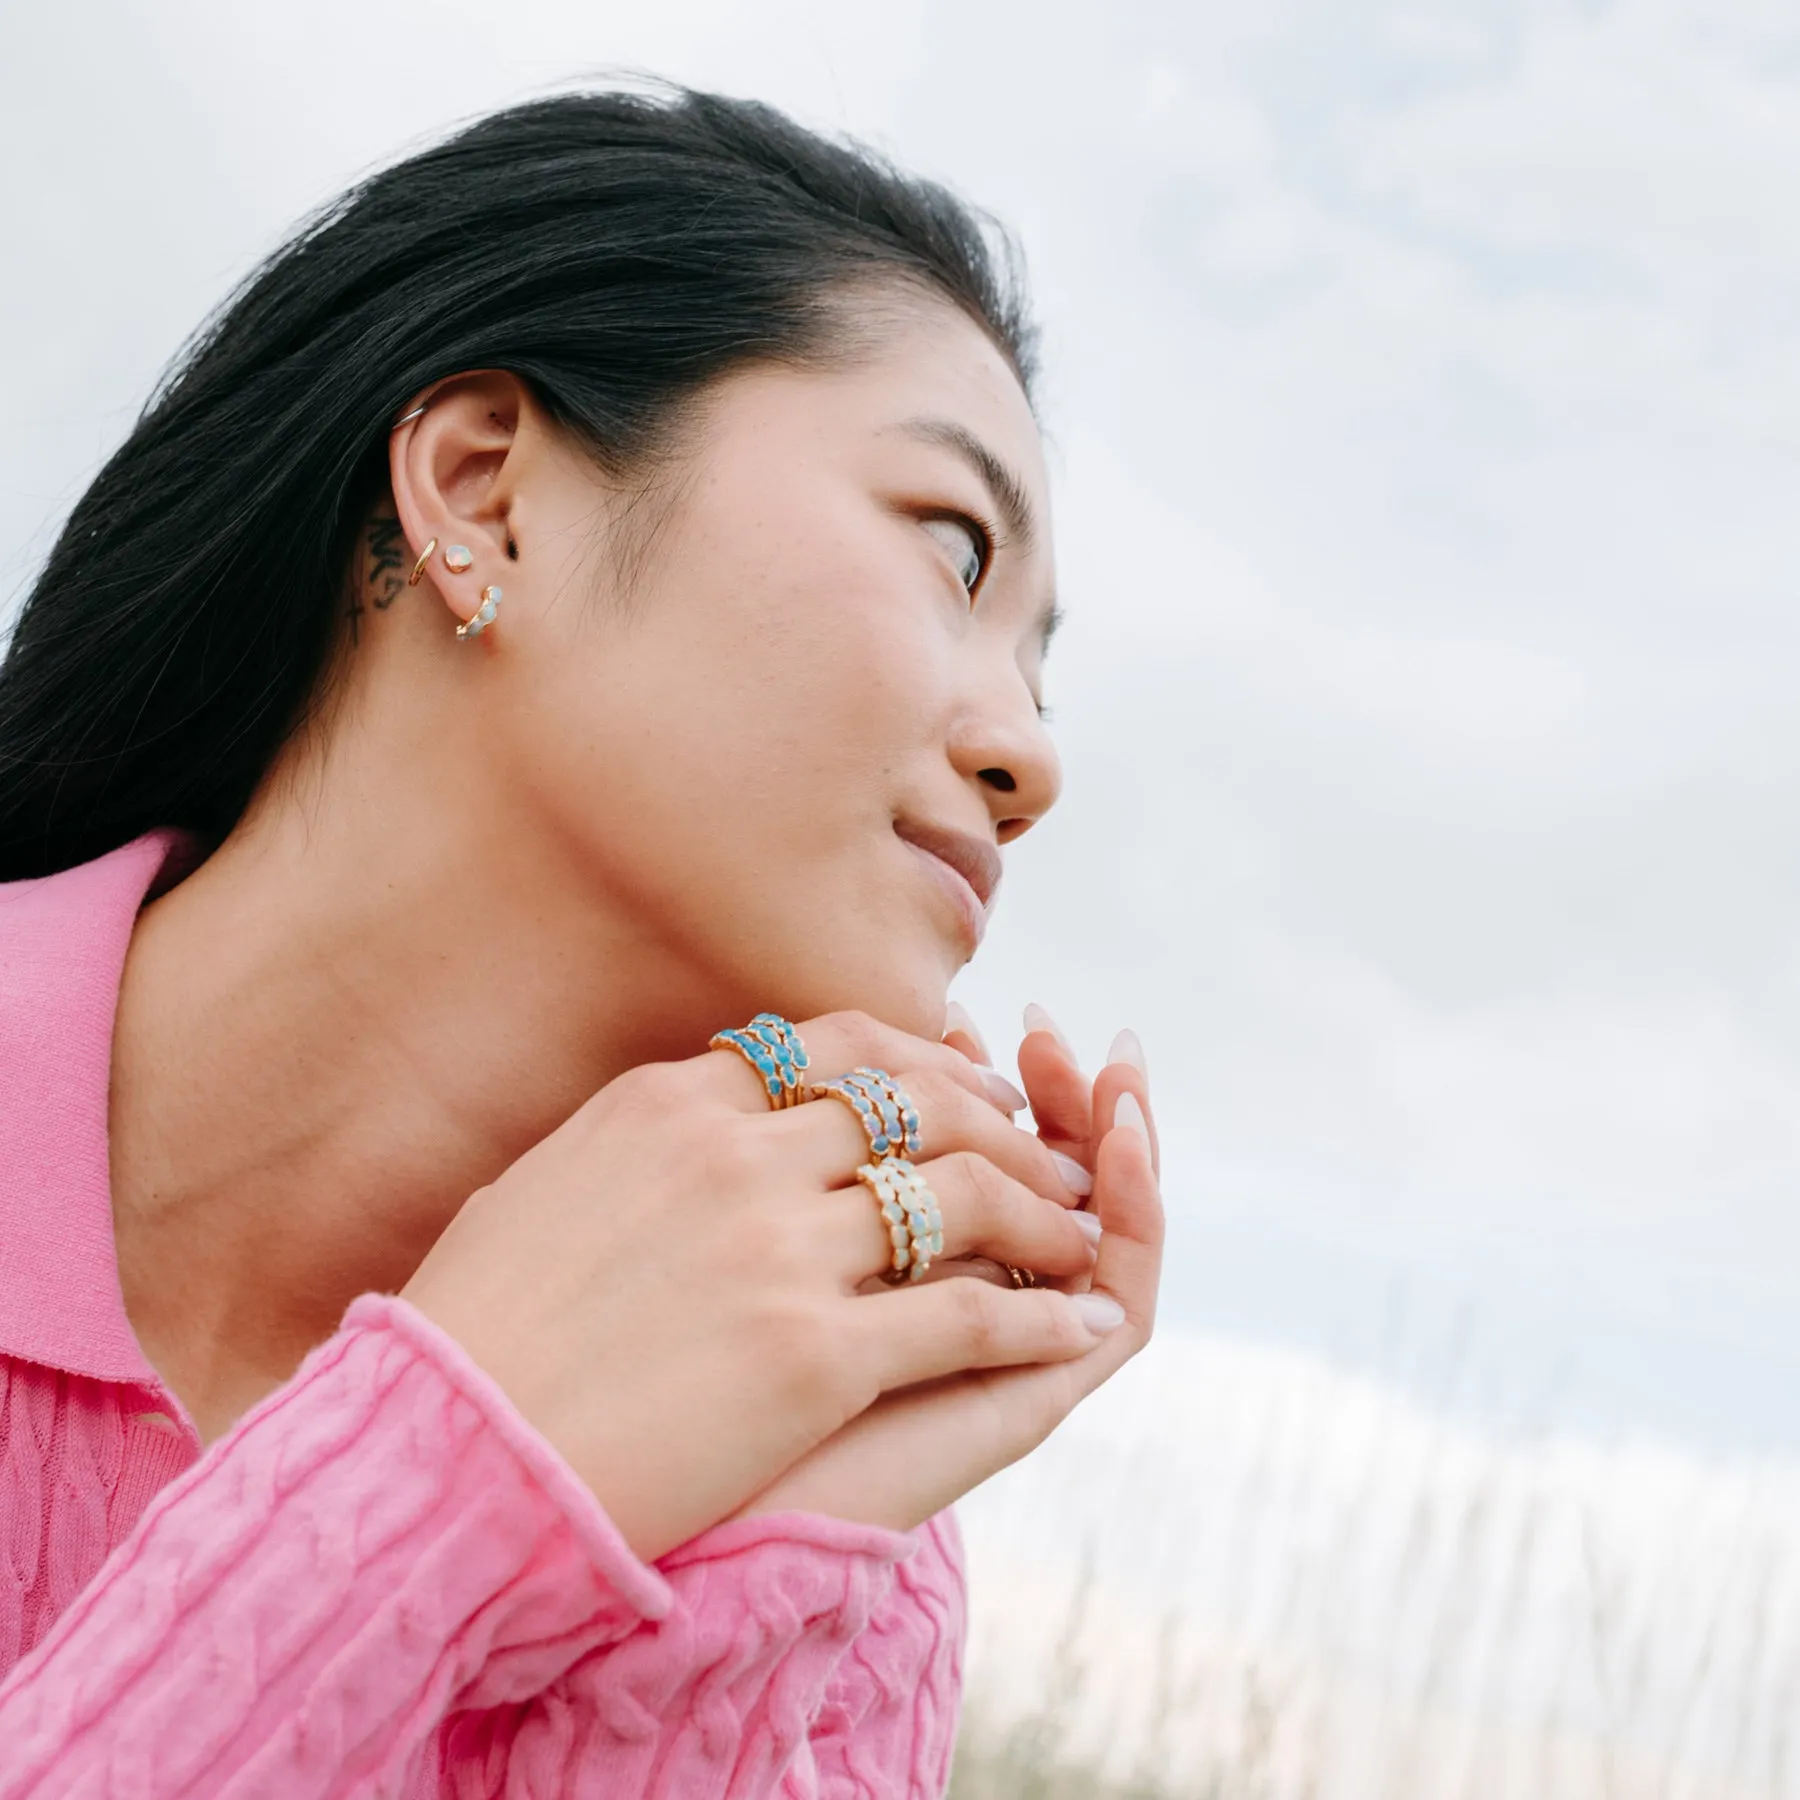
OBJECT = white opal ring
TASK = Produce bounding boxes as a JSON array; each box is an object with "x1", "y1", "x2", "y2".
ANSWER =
[{"x1": 855, "y1": 1158, "x2": 945, "y2": 1283}]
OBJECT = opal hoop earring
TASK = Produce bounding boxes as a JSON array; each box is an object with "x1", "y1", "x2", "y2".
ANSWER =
[{"x1": 456, "y1": 586, "x2": 502, "y2": 642}]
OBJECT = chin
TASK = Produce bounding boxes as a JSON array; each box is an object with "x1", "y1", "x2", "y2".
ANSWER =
[{"x1": 784, "y1": 953, "x2": 952, "y2": 1043}]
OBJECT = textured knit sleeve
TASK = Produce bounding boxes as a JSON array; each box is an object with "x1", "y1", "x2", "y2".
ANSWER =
[
  {"x1": 0, "y1": 1293, "x2": 675, "y2": 1797},
  {"x1": 801, "y1": 1507, "x2": 967, "y2": 1799},
  {"x1": 417, "y1": 1511, "x2": 964, "y2": 1799}
]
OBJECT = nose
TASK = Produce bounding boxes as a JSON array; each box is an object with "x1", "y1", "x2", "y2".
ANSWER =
[{"x1": 948, "y1": 694, "x2": 1063, "y2": 845}]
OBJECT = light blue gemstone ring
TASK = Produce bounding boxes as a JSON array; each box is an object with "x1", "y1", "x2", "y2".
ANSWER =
[
  {"x1": 708, "y1": 1012, "x2": 811, "y2": 1110},
  {"x1": 856, "y1": 1159, "x2": 946, "y2": 1283},
  {"x1": 808, "y1": 1066, "x2": 924, "y2": 1164}
]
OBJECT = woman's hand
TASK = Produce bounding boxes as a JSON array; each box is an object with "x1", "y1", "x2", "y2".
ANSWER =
[
  {"x1": 729, "y1": 1016, "x2": 1163, "y2": 1534},
  {"x1": 399, "y1": 1012, "x2": 1111, "y2": 1565}
]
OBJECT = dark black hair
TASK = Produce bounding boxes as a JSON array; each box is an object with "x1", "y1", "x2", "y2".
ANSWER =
[{"x1": 0, "y1": 84, "x2": 1035, "y2": 880}]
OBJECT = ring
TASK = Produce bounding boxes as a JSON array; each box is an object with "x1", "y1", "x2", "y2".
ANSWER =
[
  {"x1": 856, "y1": 1159, "x2": 945, "y2": 1283},
  {"x1": 708, "y1": 1012, "x2": 810, "y2": 1110},
  {"x1": 1005, "y1": 1264, "x2": 1039, "y2": 1289},
  {"x1": 809, "y1": 1066, "x2": 922, "y2": 1163}
]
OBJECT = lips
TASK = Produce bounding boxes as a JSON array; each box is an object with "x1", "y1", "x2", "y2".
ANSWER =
[{"x1": 893, "y1": 818, "x2": 1003, "y2": 911}]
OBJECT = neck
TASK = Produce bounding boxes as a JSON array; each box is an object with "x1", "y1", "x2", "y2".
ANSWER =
[{"x1": 108, "y1": 764, "x2": 724, "y2": 1441}]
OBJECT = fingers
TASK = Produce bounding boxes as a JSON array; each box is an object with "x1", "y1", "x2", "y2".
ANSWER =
[
  {"x1": 941, "y1": 999, "x2": 993, "y2": 1065},
  {"x1": 822, "y1": 1152, "x2": 1100, "y2": 1289},
  {"x1": 888, "y1": 1099, "x2": 1163, "y2": 1439},
  {"x1": 853, "y1": 1275, "x2": 1125, "y2": 1393},
  {"x1": 1090, "y1": 1038, "x2": 1159, "y2": 1179},
  {"x1": 697, "y1": 1010, "x2": 990, "y2": 1115},
  {"x1": 1076, "y1": 1096, "x2": 1165, "y2": 1368},
  {"x1": 1018, "y1": 1008, "x2": 1094, "y2": 1154},
  {"x1": 906, "y1": 1085, "x2": 1163, "y2": 1411},
  {"x1": 775, "y1": 1064, "x2": 1089, "y2": 1207},
  {"x1": 800, "y1": 1010, "x2": 993, "y2": 1102},
  {"x1": 942, "y1": 1002, "x2": 1029, "y2": 1121}
]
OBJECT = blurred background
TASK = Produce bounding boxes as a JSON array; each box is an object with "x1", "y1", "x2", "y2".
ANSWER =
[{"x1": 7, "y1": 1, "x2": 1798, "y2": 1792}]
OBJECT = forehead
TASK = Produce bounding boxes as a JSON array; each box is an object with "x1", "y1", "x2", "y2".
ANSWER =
[
  {"x1": 693, "y1": 294, "x2": 1052, "y2": 536},
  {"x1": 829, "y1": 295, "x2": 1049, "y2": 498}
]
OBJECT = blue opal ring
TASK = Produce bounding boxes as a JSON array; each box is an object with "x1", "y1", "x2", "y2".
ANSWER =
[
  {"x1": 808, "y1": 1066, "x2": 923, "y2": 1164},
  {"x1": 856, "y1": 1159, "x2": 946, "y2": 1283},
  {"x1": 709, "y1": 1012, "x2": 811, "y2": 1110}
]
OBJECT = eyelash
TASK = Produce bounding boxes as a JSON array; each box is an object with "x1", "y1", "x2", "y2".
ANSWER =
[{"x1": 928, "y1": 507, "x2": 998, "y2": 598}]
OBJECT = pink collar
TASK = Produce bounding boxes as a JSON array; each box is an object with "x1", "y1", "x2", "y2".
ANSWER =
[{"x1": 0, "y1": 831, "x2": 195, "y2": 1385}]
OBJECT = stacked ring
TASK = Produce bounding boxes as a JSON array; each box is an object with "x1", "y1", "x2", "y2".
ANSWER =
[
  {"x1": 708, "y1": 1012, "x2": 811, "y2": 1109},
  {"x1": 856, "y1": 1159, "x2": 946, "y2": 1282},
  {"x1": 809, "y1": 1066, "x2": 923, "y2": 1164}
]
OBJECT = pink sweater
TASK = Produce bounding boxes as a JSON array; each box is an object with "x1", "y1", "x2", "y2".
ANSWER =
[{"x1": 0, "y1": 835, "x2": 964, "y2": 1796}]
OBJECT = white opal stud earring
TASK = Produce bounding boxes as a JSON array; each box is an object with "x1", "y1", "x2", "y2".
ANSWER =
[{"x1": 442, "y1": 544, "x2": 474, "y2": 574}]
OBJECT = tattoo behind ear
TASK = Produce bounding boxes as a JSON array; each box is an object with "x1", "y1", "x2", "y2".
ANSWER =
[{"x1": 367, "y1": 514, "x2": 408, "y2": 612}]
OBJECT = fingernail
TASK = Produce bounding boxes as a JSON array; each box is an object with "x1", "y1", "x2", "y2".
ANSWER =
[
  {"x1": 1023, "y1": 1002, "x2": 1074, "y2": 1055},
  {"x1": 1070, "y1": 1209, "x2": 1103, "y2": 1245},
  {"x1": 944, "y1": 1000, "x2": 991, "y2": 1059},
  {"x1": 1113, "y1": 1091, "x2": 1150, "y2": 1140},
  {"x1": 976, "y1": 1065, "x2": 1028, "y2": 1113},
  {"x1": 1049, "y1": 1150, "x2": 1094, "y2": 1197},
  {"x1": 1107, "y1": 1028, "x2": 1148, "y2": 1076},
  {"x1": 1072, "y1": 1292, "x2": 1126, "y2": 1334}
]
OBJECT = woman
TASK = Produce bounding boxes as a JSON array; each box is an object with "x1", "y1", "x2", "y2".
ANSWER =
[{"x1": 0, "y1": 84, "x2": 1161, "y2": 1795}]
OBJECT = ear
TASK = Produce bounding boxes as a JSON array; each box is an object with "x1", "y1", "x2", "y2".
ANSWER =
[{"x1": 387, "y1": 371, "x2": 530, "y2": 633}]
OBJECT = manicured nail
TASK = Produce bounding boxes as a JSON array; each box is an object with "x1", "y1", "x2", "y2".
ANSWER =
[
  {"x1": 976, "y1": 1065, "x2": 1028, "y2": 1113},
  {"x1": 1072, "y1": 1292, "x2": 1126, "y2": 1334},
  {"x1": 1049, "y1": 1150, "x2": 1094, "y2": 1197},
  {"x1": 1107, "y1": 1028, "x2": 1148, "y2": 1076},
  {"x1": 1023, "y1": 1002, "x2": 1074, "y2": 1056},
  {"x1": 943, "y1": 1000, "x2": 992, "y2": 1061},
  {"x1": 1070, "y1": 1209, "x2": 1103, "y2": 1245},
  {"x1": 1113, "y1": 1091, "x2": 1150, "y2": 1140}
]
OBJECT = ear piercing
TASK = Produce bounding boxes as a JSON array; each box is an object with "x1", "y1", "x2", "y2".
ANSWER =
[
  {"x1": 401, "y1": 539, "x2": 499, "y2": 638},
  {"x1": 456, "y1": 585, "x2": 502, "y2": 641}
]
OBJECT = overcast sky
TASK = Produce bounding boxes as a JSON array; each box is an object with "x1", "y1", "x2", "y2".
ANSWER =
[{"x1": 7, "y1": 0, "x2": 1799, "y2": 1452}]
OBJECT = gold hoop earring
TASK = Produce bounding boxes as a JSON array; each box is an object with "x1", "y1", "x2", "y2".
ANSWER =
[{"x1": 405, "y1": 538, "x2": 439, "y2": 587}]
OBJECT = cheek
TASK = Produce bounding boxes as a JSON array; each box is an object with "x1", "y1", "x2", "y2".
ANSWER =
[
  {"x1": 513, "y1": 535, "x2": 942, "y2": 888},
  {"x1": 669, "y1": 519, "x2": 947, "y2": 787}
]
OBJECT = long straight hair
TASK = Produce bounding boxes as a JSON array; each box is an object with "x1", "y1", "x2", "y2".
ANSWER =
[{"x1": 0, "y1": 85, "x2": 1035, "y2": 880}]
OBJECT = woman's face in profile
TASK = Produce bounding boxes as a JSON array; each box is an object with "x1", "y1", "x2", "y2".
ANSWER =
[{"x1": 482, "y1": 296, "x2": 1062, "y2": 1039}]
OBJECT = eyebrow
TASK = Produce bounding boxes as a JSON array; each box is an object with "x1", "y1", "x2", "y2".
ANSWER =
[
  {"x1": 895, "y1": 416, "x2": 1039, "y2": 558},
  {"x1": 893, "y1": 415, "x2": 1063, "y2": 656}
]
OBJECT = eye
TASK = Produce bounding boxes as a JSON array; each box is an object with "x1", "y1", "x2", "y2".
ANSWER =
[{"x1": 920, "y1": 514, "x2": 991, "y2": 597}]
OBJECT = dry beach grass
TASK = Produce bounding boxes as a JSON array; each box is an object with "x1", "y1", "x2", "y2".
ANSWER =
[{"x1": 948, "y1": 1329, "x2": 1800, "y2": 1800}]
